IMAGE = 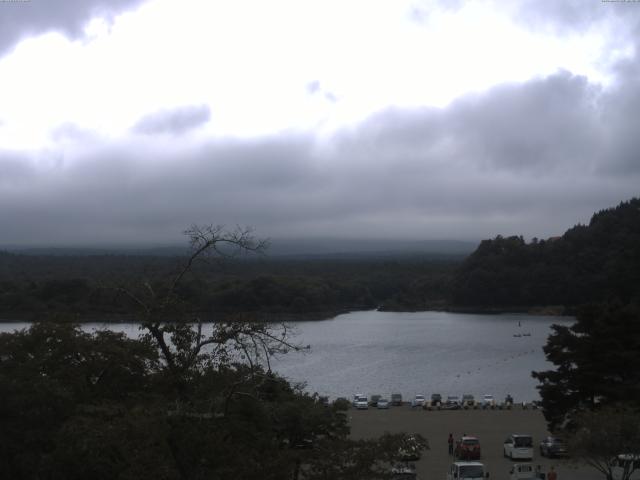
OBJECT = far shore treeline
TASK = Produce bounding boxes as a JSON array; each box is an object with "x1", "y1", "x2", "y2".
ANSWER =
[{"x1": 0, "y1": 197, "x2": 639, "y2": 322}]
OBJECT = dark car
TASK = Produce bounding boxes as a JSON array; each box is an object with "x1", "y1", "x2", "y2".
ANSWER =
[
  {"x1": 539, "y1": 436, "x2": 568, "y2": 458},
  {"x1": 431, "y1": 393, "x2": 442, "y2": 405},
  {"x1": 455, "y1": 436, "x2": 481, "y2": 460},
  {"x1": 391, "y1": 393, "x2": 403, "y2": 406},
  {"x1": 370, "y1": 394, "x2": 382, "y2": 407}
]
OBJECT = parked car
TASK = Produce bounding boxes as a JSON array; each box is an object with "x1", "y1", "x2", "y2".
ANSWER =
[
  {"x1": 443, "y1": 395, "x2": 461, "y2": 410},
  {"x1": 504, "y1": 434, "x2": 533, "y2": 460},
  {"x1": 508, "y1": 463, "x2": 540, "y2": 480},
  {"x1": 539, "y1": 436, "x2": 568, "y2": 458},
  {"x1": 318, "y1": 395, "x2": 329, "y2": 407},
  {"x1": 447, "y1": 461, "x2": 489, "y2": 480},
  {"x1": 462, "y1": 394, "x2": 475, "y2": 409},
  {"x1": 411, "y1": 394, "x2": 426, "y2": 408},
  {"x1": 391, "y1": 393, "x2": 403, "y2": 406},
  {"x1": 377, "y1": 398, "x2": 390, "y2": 409},
  {"x1": 353, "y1": 394, "x2": 369, "y2": 410},
  {"x1": 481, "y1": 394, "x2": 495, "y2": 409},
  {"x1": 391, "y1": 462, "x2": 417, "y2": 480},
  {"x1": 455, "y1": 436, "x2": 482, "y2": 460},
  {"x1": 431, "y1": 393, "x2": 442, "y2": 405},
  {"x1": 370, "y1": 394, "x2": 381, "y2": 407}
]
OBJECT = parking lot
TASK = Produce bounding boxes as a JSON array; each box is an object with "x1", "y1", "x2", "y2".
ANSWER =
[{"x1": 348, "y1": 405, "x2": 601, "y2": 480}]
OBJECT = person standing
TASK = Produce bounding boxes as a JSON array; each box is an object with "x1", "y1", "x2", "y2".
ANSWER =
[{"x1": 448, "y1": 433, "x2": 454, "y2": 455}]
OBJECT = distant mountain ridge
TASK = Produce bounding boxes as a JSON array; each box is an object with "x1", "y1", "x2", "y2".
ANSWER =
[
  {"x1": 450, "y1": 197, "x2": 640, "y2": 309},
  {"x1": 3, "y1": 238, "x2": 477, "y2": 259}
]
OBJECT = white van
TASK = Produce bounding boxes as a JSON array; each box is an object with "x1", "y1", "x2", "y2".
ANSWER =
[{"x1": 504, "y1": 434, "x2": 534, "y2": 460}]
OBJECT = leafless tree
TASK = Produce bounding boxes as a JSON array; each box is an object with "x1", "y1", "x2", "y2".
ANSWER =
[{"x1": 116, "y1": 225, "x2": 301, "y2": 383}]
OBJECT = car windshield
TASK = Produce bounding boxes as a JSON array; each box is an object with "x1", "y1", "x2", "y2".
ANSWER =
[
  {"x1": 460, "y1": 465, "x2": 484, "y2": 477},
  {"x1": 463, "y1": 439, "x2": 479, "y2": 446},
  {"x1": 515, "y1": 436, "x2": 533, "y2": 447}
]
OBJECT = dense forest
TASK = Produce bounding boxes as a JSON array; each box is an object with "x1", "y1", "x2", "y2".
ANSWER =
[
  {"x1": 450, "y1": 198, "x2": 640, "y2": 311},
  {"x1": 0, "y1": 249, "x2": 459, "y2": 320}
]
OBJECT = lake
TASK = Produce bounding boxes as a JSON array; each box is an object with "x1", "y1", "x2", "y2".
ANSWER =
[
  {"x1": 269, "y1": 310, "x2": 572, "y2": 402},
  {"x1": 0, "y1": 310, "x2": 573, "y2": 402}
]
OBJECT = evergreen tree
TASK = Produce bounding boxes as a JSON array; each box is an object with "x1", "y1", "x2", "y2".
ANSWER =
[{"x1": 532, "y1": 302, "x2": 640, "y2": 430}]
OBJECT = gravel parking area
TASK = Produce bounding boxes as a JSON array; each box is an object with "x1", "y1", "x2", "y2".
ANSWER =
[{"x1": 348, "y1": 406, "x2": 601, "y2": 480}]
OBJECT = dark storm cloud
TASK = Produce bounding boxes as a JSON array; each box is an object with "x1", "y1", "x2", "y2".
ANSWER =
[
  {"x1": 2, "y1": 68, "x2": 640, "y2": 246},
  {"x1": 0, "y1": 0, "x2": 147, "y2": 57},
  {"x1": 132, "y1": 105, "x2": 211, "y2": 136}
]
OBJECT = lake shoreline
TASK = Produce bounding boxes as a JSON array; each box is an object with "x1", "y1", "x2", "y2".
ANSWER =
[{"x1": 0, "y1": 304, "x2": 573, "y2": 324}]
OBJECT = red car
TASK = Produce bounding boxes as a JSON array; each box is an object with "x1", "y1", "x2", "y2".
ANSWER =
[{"x1": 455, "y1": 436, "x2": 481, "y2": 460}]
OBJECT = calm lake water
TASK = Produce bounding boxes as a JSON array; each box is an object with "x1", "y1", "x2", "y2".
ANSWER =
[
  {"x1": 270, "y1": 310, "x2": 572, "y2": 402},
  {"x1": 1, "y1": 310, "x2": 573, "y2": 402}
]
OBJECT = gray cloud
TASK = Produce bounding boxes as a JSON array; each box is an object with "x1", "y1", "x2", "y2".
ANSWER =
[
  {"x1": 306, "y1": 81, "x2": 337, "y2": 103},
  {"x1": 0, "y1": 150, "x2": 36, "y2": 184},
  {"x1": 1, "y1": 67, "x2": 639, "y2": 246},
  {"x1": 513, "y1": 0, "x2": 605, "y2": 33},
  {"x1": 0, "y1": 0, "x2": 147, "y2": 58},
  {"x1": 132, "y1": 105, "x2": 211, "y2": 136},
  {"x1": 3, "y1": 34, "x2": 640, "y2": 247}
]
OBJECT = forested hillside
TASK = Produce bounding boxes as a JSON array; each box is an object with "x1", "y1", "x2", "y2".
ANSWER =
[
  {"x1": 0, "y1": 251, "x2": 458, "y2": 320},
  {"x1": 451, "y1": 198, "x2": 640, "y2": 309}
]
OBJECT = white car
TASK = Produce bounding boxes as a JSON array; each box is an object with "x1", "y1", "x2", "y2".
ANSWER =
[
  {"x1": 508, "y1": 463, "x2": 539, "y2": 480},
  {"x1": 461, "y1": 394, "x2": 475, "y2": 408},
  {"x1": 447, "y1": 461, "x2": 488, "y2": 480},
  {"x1": 504, "y1": 434, "x2": 534, "y2": 460},
  {"x1": 482, "y1": 394, "x2": 495, "y2": 409},
  {"x1": 411, "y1": 394, "x2": 426, "y2": 407},
  {"x1": 377, "y1": 398, "x2": 390, "y2": 409},
  {"x1": 353, "y1": 394, "x2": 369, "y2": 409}
]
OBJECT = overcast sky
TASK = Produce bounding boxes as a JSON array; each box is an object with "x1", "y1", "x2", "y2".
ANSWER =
[{"x1": 1, "y1": 0, "x2": 639, "y2": 247}]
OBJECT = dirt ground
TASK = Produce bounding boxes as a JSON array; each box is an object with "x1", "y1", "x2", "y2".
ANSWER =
[{"x1": 348, "y1": 405, "x2": 602, "y2": 480}]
